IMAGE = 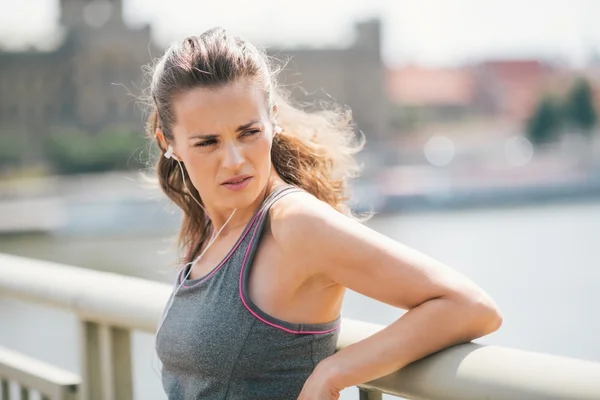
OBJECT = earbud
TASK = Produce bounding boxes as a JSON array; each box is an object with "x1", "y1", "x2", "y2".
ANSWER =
[
  {"x1": 274, "y1": 125, "x2": 282, "y2": 135},
  {"x1": 164, "y1": 145, "x2": 178, "y2": 161}
]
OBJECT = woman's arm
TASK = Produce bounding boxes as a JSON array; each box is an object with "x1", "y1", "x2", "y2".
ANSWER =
[{"x1": 271, "y1": 192, "x2": 502, "y2": 393}]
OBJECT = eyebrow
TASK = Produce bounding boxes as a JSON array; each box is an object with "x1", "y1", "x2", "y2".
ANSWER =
[{"x1": 188, "y1": 120, "x2": 262, "y2": 140}]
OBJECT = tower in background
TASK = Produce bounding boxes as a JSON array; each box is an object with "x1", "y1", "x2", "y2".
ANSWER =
[{"x1": 60, "y1": 0, "x2": 124, "y2": 30}]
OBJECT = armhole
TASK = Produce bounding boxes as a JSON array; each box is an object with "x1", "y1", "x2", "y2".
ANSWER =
[{"x1": 238, "y1": 187, "x2": 341, "y2": 335}]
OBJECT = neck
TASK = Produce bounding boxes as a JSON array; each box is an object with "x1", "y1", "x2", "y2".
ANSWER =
[{"x1": 206, "y1": 175, "x2": 284, "y2": 237}]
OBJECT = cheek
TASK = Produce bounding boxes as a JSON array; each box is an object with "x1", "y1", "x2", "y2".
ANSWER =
[
  {"x1": 184, "y1": 156, "x2": 216, "y2": 189},
  {"x1": 249, "y1": 136, "x2": 273, "y2": 170}
]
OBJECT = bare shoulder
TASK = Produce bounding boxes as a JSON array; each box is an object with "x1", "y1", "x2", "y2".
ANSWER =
[
  {"x1": 267, "y1": 189, "x2": 372, "y2": 274},
  {"x1": 269, "y1": 189, "x2": 335, "y2": 222},
  {"x1": 268, "y1": 189, "x2": 353, "y2": 246}
]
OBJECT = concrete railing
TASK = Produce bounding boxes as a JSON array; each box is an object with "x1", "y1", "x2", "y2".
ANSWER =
[
  {"x1": 2, "y1": 253, "x2": 600, "y2": 400},
  {"x1": 0, "y1": 346, "x2": 80, "y2": 400}
]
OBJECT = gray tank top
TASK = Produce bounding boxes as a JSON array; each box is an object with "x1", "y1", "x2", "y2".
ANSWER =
[{"x1": 156, "y1": 185, "x2": 341, "y2": 399}]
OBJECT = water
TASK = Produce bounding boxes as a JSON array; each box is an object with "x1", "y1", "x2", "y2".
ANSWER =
[{"x1": 1, "y1": 199, "x2": 600, "y2": 399}]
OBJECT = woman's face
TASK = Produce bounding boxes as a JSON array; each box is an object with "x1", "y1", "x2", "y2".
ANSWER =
[{"x1": 169, "y1": 80, "x2": 276, "y2": 213}]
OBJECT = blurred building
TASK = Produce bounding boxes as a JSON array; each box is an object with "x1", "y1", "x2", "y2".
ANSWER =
[
  {"x1": 470, "y1": 60, "x2": 554, "y2": 122},
  {"x1": 387, "y1": 59, "x2": 600, "y2": 129},
  {"x1": 0, "y1": 0, "x2": 159, "y2": 135},
  {"x1": 271, "y1": 20, "x2": 387, "y2": 143},
  {"x1": 0, "y1": 0, "x2": 387, "y2": 144},
  {"x1": 387, "y1": 65, "x2": 475, "y2": 122}
]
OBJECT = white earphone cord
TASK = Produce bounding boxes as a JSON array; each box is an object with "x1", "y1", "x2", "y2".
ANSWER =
[
  {"x1": 175, "y1": 157, "x2": 207, "y2": 213},
  {"x1": 151, "y1": 155, "x2": 237, "y2": 378},
  {"x1": 152, "y1": 126, "x2": 281, "y2": 377}
]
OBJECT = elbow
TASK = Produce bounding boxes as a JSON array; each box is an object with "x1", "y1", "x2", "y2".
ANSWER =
[
  {"x1": 478, "y1": 299, "x2": 503, "y2": 335},
  {"x1": 459, "y1": 290, "x2": 503, "y2": 338}
]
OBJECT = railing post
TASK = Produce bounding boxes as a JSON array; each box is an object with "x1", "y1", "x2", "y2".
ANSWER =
[
  {"x1": 20, "y1": 385, "x2": 30, "y2": 400},
  {"x1": 80, "y1": 321, "x2": 102, "y2": 400},
  {"x1": 99, "y1": 324, "x2": 133, "y2": 400},
  {"x1": 80, "y1": 320, "x2": 132, "y2": 400},
  {"x1": 358, "y1": 387, "x2": 383, "y2": 400},
  {"x1": 51, "y1": 385, "x2": 80, "y2": 400}
]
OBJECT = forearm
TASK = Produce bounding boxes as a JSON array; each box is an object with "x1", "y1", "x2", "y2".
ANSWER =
[{"x1": 322, "y1": 296, "x2": 501, "y2": 390}]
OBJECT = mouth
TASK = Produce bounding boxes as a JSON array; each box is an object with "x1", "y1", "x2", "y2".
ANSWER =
[{"x1": 221, "y1": 175, "x2": 252, "y2": 185}]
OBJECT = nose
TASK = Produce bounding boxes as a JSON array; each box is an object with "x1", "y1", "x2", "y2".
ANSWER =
[{"x1": 221, "y1": 141, "x2": 245, "y2": 171}]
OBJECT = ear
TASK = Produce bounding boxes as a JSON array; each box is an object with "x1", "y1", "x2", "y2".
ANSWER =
[
  {"x1": 271, "y1": 105, "x2": 280, "y2": 135},
  {"x1": 156, "y1": 129, "x2": 181, "y2": 161},
  {"x1": 155, "y1": 129, "x2": 168, "y2": 151}
]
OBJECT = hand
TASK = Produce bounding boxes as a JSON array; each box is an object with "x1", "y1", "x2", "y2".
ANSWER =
[{"x1": 297, "y1": 359, "x2": 343, "y2": 400}]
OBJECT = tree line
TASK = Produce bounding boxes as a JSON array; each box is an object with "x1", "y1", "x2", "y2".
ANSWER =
[{"x1": 527, "y1": 77, "x2": 598, "y2": 145}]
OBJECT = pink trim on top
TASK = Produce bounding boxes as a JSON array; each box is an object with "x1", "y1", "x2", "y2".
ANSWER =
[
  {"x1": 180, "y1": 209, "x2": 263, "y2": 289},
  {"x1": 238, "y1": 205, "x2": 340, "y2": 335}
]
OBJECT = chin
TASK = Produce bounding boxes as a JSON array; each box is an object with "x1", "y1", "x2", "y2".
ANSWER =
[{"x1": 219, "y1": 179, "x2": 263, "y2": 209}]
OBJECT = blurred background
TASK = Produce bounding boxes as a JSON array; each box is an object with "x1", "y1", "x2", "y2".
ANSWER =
[{"x1": 1, "y1": 1, "x2": 599, "y2": 399}]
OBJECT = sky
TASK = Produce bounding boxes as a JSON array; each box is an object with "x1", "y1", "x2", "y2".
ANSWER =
[{"x1": 1, "y1": 0, "x2": 600, "y2": 67}]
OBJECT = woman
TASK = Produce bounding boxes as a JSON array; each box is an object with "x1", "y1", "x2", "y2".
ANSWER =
[{"x1": 150, "y1": 27, "x2": 502, "y2": 400}]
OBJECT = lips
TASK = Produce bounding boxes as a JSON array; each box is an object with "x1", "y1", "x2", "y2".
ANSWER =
[
  {"x1": 221, "y1": 175, "x2": 253, "y2": 192},
  {"x1": 221, "y1": 175, "x2": 252, "y2": 185}
]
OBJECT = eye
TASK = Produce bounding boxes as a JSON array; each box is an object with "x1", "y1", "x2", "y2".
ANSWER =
[
  {"x1": 243, "y1": 129, "x2": 261, "y2": 137},
  {"x1": 195, "y1": 139, "x2": 217, "y2": 148}
]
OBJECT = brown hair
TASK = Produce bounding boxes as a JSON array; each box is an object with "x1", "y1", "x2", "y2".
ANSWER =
[{"x1": 145, "y1": 27, "x2": 364, "y2": 262}]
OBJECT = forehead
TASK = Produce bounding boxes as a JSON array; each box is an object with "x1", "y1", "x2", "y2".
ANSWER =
[{"x1": 171, "y1": 80, "x2": 269, "y2": 136}]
